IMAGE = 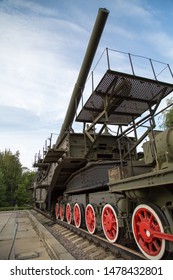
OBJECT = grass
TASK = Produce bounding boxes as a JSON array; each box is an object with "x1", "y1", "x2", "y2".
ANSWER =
[{"x1": 0, "y1": 206, "x2": 33, "y2": 211}]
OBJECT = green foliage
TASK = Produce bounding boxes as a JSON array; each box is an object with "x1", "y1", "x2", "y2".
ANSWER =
[
  {"x1": 0, "y1": 170, "x2": 7, "y2": 207},
  {"x1": 159, "y1": 97, "x2": 173, "y2": 129},
  {"x1": 15, "y1": 184, "x2": 30, "y2": 206},
  {"x1": 0, "y1": 149, "x2": 35, "y2": 207}
]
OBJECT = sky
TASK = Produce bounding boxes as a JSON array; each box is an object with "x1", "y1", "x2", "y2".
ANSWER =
[{"x1": 1, "y1": 0, "x2": 173, "y2": 169}]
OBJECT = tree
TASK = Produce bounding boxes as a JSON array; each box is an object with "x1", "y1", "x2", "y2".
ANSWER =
[
  {"x1": 0, "y1": 149, "x2": 35, "y2": 207},
  {"x1": 15, "y1": 184, "x2": 30, "y2": 206},
  {"x1": 159, "y1": 97, "x2": 173, "y2": 129},
  {"x1": 0, "y1": 170, "x2": 7, "y2": 207},
  {"x1": 0, "y1": 150, "x2": 22, "y2": 206},
  {"x1": 15, "y1": 168, "x2": 35, "y2": 206}
]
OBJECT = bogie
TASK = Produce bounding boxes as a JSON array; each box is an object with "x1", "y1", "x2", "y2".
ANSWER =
[
  {"x1": 56, "y1": 193, "x2": 127, "y2": 242},
  {"x1": 54, "y1": 190, "x2": 173, "y2": 260}
]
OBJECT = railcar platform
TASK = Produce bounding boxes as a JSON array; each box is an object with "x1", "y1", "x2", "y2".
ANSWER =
[{"x1": 0, "y1": 210, "x2": 74, "y2": 260}]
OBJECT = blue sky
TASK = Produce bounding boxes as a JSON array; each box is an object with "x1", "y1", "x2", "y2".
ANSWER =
[{"x1": 0, "y1": 0, "x2": 173, "y2": 169}]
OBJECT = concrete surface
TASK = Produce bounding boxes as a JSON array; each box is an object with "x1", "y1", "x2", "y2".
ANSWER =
[{"x1": 0, "y1": 210, "x2": 74, "y2": 260}]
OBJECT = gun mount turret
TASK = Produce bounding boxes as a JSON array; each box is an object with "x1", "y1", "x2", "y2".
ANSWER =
[{"x1": 143, "y1": 127, "x2": 173, "y2": 169}]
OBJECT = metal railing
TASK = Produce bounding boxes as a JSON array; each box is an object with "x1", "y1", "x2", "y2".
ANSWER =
[{"x1": 86, "y1": 48, "x2": 173, "y2": 92}]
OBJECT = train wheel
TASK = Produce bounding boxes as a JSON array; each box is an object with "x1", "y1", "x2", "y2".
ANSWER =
[
  {"x1": 73, "y1": 203, "x2": 84, "y2": 228},
  {"x1": 132, "y1": 203, "x2": 167, "y2": 260},
  {"x1": 85, "y1": 204, "x2": 96, "y2": 234},
  {"x1": 101, "y1": 204, "x2": 119, "y2": 243},
  {"x1": 55, "y1": 203, "x2": 59, "y2": 219},
  {"x1": 60, "y1": 204, "x2": 65, "y2": 221},
  {"x1": 66, "y1": 203, "x2": 72, "y2": 224}
]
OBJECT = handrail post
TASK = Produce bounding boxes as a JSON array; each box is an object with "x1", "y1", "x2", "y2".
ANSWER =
[{"x1": 106, "y1": 47, "x2": 110, "y2": 70}]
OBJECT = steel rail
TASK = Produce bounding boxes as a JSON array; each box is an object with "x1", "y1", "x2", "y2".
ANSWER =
[
  {"x1": 56, "y1": 219, "x2": 145, "y2": 260},
  {"x1": 33, "y1": 208, "x2": 145, "y2": 260}
]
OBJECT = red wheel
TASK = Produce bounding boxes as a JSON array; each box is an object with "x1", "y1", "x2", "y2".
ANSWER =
[
  {"x1": 132, "y1": 204, "x2": 166, "y2": 260},
  {"x1": 101, "y1": 204, "x2": 119, "y2": 243},
  {"x1": 55, "y1": 203, "x2": 59, "y2": 219},
  {"x1": 73, "y1": 203, "x2": 84, "y2": 228},
  {"x1": 60, "y1": 204, "x2": 65, "y2": 221},
  {"x1": 85, "y1": 204, "x2": 96, "y2": 234},
  {"x1": 66, "y1": 203, "x2": 72, "y2": 224}
]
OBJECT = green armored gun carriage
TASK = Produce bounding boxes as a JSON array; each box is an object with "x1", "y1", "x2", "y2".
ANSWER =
[{"x1": 33, "y1": 8, "x2": 173, "y2": 260}]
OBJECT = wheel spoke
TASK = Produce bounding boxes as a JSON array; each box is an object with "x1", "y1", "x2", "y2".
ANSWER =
[
  {"x1": 154, "y1": 238, "x2": 161, "y2": 250},
  {"x1": 148, "y1": 213, "x2": 153, "y2": 224},
  {"x1": 138, "y1": 213, "x2": 144, "y2": 221}
]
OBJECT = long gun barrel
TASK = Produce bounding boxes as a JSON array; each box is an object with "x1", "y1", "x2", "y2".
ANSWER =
[{"x1": 56, "y1": 8, "x2": 109, "y2": 146}]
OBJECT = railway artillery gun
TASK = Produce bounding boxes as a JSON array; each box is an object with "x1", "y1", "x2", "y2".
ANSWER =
[{"x1": 33, "y1": 8, "x2": 173, "y2": 259}]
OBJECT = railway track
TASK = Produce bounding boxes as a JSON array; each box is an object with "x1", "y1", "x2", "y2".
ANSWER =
[{"x1": 31, "y1": 208, "x2": 145, "y2": 260}]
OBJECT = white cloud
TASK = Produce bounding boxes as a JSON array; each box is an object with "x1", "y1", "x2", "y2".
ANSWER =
[
  {"x1": 0, "y1": 2, "x2": 87, "y2": 121},
  {"x1": 0, "y1": 1, "x2": 88, "y2": 168},
  {"x1": 146, "y1": 32, "x2": 173, "y2": 60}
]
